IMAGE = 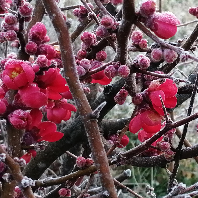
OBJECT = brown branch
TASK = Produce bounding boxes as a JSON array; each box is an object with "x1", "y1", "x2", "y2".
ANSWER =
[
  {"x1": 182, "y1": 23, "x2": 198, "y2": 50},
  {"x1": 0, "y1": 146, "x2": 35, "y2": 198},
  {"x1": 115, "y1": 0, "x2": 136, "y2": 64},
  {"x1": 41, "y1": 0, "x2": 118, "y2": 197},
  {"x1": 1, "y1": 181, "x2": 16, "y2": 198},
  {"x1": 35, "y1": 165, "x2": 97, "y2": 188},
  {"x1": 114, "y1": 179, "x2": 143, "y2": 198},
  {"x1": 61, "y1": 5, "x2": 80, "y2": 11},
  {"x1": 34, "y1": 142, "x2": 198, "y2": 189},
  {"x1": 71, "y1": 8, "x2": 99, "y2": 42}
]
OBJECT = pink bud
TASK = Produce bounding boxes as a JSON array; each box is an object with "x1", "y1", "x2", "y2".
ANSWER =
[
  {"x1": 114, "y1": 89, "x2": 128, "y2": 105},
  {"x1": 5, "y1": 30, "x2": 17, "y2": 41},
  {"x1": 25, "y1": 41, "x2": 38, "y2": 55},
  {"x1": 96, "y1": 25, "x2": 109, "y2": 38},
  {"x1": 132, "y1": 93, "x2": 143, "y2": 105},
  {"x1": 139, "y1": 0, "x2": 156, "y2": 17},
  {"x1": 131, "y1": 30, "x2": 143, "y2": 45},
  {"x1": 139, "y1": 39, "x2": 148, "y2": 49},
  {"x1": 101, "y1": 15, "x2": 115, "y2": 29},
  {"x1": 151, "y1": 48, "x2": 163, "y2": 62},
  {"x1": 4, "y1": 13, "x2": 18, "y2": 25},
  {"x1": 76, "y1": 156, "x2": 86, "y2": 168},
  {"x1": 137, "y1": 55, "x2": 150, "y2": 70},
  {"x1": 118, "y1": 65, "x2": 130, "y2": 78},
  {"x1": 163, "y1": 49, "x2": 178, "y2": 63},
  {"x1": 18, "y1": 2, "x2": 33, "y2": 17},
  {"x1": 96, "y1": 51, "x2": 107, "y2": 61},
  {"x1": 104, "y1": 65, "x2": 117, "y2": 79}
]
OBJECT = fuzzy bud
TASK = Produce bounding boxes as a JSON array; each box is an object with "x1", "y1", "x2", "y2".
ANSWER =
[
  {"x1": 163, "y1": 49, "x2": 178, "y2": 63},
  {"x1": 114, "y1": 89, "x2": 128, "y2": 105},
  {"x1": 76, "y1": 156, "x2": 86, "y2": 168},
  {"x1": 118, "y1": 65, "x2": 130, "y2": 78}
]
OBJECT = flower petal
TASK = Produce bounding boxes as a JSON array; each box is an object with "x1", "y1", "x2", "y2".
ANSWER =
[{"x1": 129, "y1": 114, "x2": 142, "y2": 134}]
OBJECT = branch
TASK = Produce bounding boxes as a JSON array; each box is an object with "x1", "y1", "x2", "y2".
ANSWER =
[
  {"x1": 41, "y1": 1, "x2": 118, "y2": 197},
  {"x1": 0, "y1": 146, "x2": 35, "y2": 198},
  {"x1": 115, "y1": 0, "x2": 136, "y2": 64}
]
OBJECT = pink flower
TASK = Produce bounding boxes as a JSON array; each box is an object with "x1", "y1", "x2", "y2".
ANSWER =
[
  {"x1": 8, "y1": 109, "x2": 32, "y2": 129},
  {"x1": 18, "y1": 83, "x2": 48, "y2": 108},
  {"x1": 37, "y1": 68, "x2": 69, "y2": 100},
  {"x1": 46, "y1": 99, "x2": 77, "y2": 124},
  {"x1": 2, "y1": 59, "x2": 35, "y2": 90}
]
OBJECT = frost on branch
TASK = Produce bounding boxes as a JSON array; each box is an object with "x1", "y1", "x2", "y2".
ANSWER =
[
  {"x1": 21, "y1": 176, "x2": 35, "y2": 188},
  {"x1": 0, "y1": 153, "x2": 6, "y2": 162}
]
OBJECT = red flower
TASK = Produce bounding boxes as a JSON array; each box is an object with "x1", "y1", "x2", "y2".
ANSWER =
[
  {"x1": 90, "y1": 61, "x2": 112, "y2": 85},
  {"x1": 138, "y1": 129, "x2": 163, "y2": 146},
  {"x1": 117, "y1": 134, "x2": 129, "y2": 148},
  {"x1": 148, "y1": 79, "x2": 178, "y2": 115},
  {"x1": 18, "y1": 83, "x2": 48, "y2": 108},
  {"x1": 37, "y1": 68, "x2": 69, "y2": 100},
  {"x1": 21, "y1": 149, "x2": 37, "y2": 163},
  {"x1": 27, "y1": 109, "x2": 64, "y2": 142},
  {"x1": 2, "y1": 59, "x2": 35, "y2": 90},
  {"x1": 129, "y1": 110, "x2": 162, "y2": 134},
  {"x1": 46, "y1": 99, "x2": 77, "y2": 124}
]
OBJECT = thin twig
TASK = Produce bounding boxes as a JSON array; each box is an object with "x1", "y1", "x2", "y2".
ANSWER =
[
  {"x1": 177, "y1": 20, "x2": 198, "y2": 27},
  {"x1": 114, "y1": 178, "x2": 144, "y2": 198},
  {"x1": 61, "y1": 5, "x2": 80, "y2": 11},
  {"x1": 168, "y1": 73, "x2": 198, "y2": 191}
]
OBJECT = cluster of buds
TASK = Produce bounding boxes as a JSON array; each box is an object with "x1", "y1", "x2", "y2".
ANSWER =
[
  {"x1": 133, "y1": 54, "x2": 151, "y2": 70},
  {"x1": 138, "y1": 0, "x2": 180, "y2": 39},
  {"x1": 0, "y1": 1, "x2": 34, "y2": 45},
  {"x1": 131, "y1": 30, "x2": 148, "y2": 49},
  {"x1": 76, "y1": 156, "x2": 94, "y2": 168},
  {"x1": 151, "y1": 48, "x2": 178, "y2": 63},
  {"x1": 104, "y1": 63, "x2": 130, "y2": 79},
  {"x1": 73, "y1": 3, "x2": 94, "y2": 21},
  {"x1": 58, "y1": 188, "x2": 71, "y2": 197},
  {"x1": 96, "y1": 15, "x2": 118, "y2": 39}
]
